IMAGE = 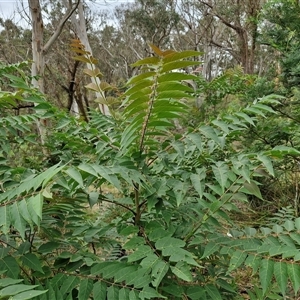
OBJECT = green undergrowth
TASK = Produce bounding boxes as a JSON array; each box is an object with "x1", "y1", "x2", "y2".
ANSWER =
[{"x1": 1, "y1": 45, "x2": 300, "y2": 299}]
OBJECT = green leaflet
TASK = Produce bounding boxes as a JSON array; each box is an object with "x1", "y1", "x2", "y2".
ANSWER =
[
  {"x1": 212, "y1": 161, "x2": 229, "y2": 192},
  {"x1": 118, "y1": 288, "x2": 130, "y2": 300},
  {"x1": 0, "y1": 205, "x2": 10, "y2": 235},
  {"x1": 242, "y1": 180, "x2": 263, "y2": 200},
  {"x1": 257, "y1": 154, "x2": 275, "y2": 176},
  {"x1": 0, "y1": 278, "x2": 23, "y2": 288},
  {"x1": 0, "y1": 284, "x2": 38, "y2": 297},
  {"x1": 151, "y1": 260, "x2": 169, "y2": 287},
  {"x1": 205, "y1": 284, "x2": 222, "y2": 300},
  {"x1": 128, "y1": 245, "x2": 153, "y2": 262},
  {"x1": 6, "y1": 289, "x2": 47, "y2": 300},
  {"x1": 92, "y1": 282, "x2": 106, "y2": 300},
  {"x1": 274, "y1": 261, "x2": 288, "y2": 296},
  {"x1": 0, "y1": 256, "x2": 20, "y2": 279},
  {"x1": 227, "y1": 250, "x2": 248, "y2": 273},
  {"x1": 59, "y1": 276, "x2": 80, "y2": 296},
  {"x1": 65, "y1": 167, "x2": 84, "y2": 188},
  {"x1": 161, "y1": 60, "x2": 200, "y2": 73},
  {"x1": 21, "y1": 253, "x2": 44, "y2": 274},
  {"x1": 78, "y1": 278, "x2": 93, "y2": 300},
  {"x1": 170, "y1": 261, "x2": 192, "y2": 282},
  {"x1": 9, "y1": 202, "x2": 26, "y2": 239},
  {"x1": 201, "y1": 241, "x2": 220, "y2": 258},
  {"x1": 139, "y1": 287, "x2": 166, "y2": 299},
  {"x1": 107, "y1": 286, "x2": 120, "y2": 300},
  {"x1": 259, "y1": 259, "x2": 274, "y2": 295},
  {"x1": 127, "y1": 71, "x2": 156, "y2": 85},
  {"x1": 158, "y1": 72, "x2": 198, "y2": 83},
  {"x1": 287, "y1": 263, "x2": 300, "y2": 295},
  {"x1": 163, "y1": 50, "x2": 202, "y2": 63},
  {"x1": 186, "y1": 286, "x2": 206, "y2": 300}
]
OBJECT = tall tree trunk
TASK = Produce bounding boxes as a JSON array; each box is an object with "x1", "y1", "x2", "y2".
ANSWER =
[
  {"x1": 28, "y1": 0, "x2": 79, "y2": 150},
  {"x1": 64, "y1": 0, "x2": 110, "y2": 116}
]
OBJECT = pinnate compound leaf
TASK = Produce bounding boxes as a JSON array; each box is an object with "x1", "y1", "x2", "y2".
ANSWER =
[
  {"x1": 78, "y1": 278, "x2": 93, "y2": 300},
  {"x1": 259, "y1": 259, "x2": 274, "y2": 295},
  {"x1": 274, "y1": 261, "x2": 288, "y2": 296},
  {"x1": 170, "y1": 261, "x2": 192, "y2": 282}
]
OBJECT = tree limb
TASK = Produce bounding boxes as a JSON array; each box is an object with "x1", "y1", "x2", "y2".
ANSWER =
[
  {"x1": 43, "y1": 0, "x2": 80, "y2": 54},
  {"x1": 200, "y1": 1, "x2": 244, "y2": 35}
]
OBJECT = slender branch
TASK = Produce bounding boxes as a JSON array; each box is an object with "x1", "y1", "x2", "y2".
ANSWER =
[
  {"x1": 100, "y1": 196, "x2": 136, "y2": 215},
  {"x1": 43, "y1": 0, "x2": 80, "y2": 54},
  {"x1": 134, "y1": 183, "x2": 140, "y2": 225},
  {"x1": 0, "y1": 238, "x2": 18, "y2": 250},
  {"x1": 11, "y1": 104, "x2": 35, "y2": 110},
  {"x1": 200, "y1": 1, "x2": 244, "y2": 34}
]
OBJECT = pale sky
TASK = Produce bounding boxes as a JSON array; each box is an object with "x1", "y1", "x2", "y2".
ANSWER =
[{"x1": 0, "y1": 0, "x2": 134, "y2": 25}]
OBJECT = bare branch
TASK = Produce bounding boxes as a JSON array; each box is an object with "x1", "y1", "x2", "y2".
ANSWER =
[
  {"x1": 200, "y1": 1, "x2": 244, "y2": 35},
  {"x1": 43, "y1": 0, "x2": 80, "y2": 54}
]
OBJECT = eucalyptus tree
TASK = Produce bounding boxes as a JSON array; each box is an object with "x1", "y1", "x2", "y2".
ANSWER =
[
  {"x1": 121, "y1": 0, "x2": 180, "y2": 49},
  {"x1": 183, "y1": 0, "x2": 265, "y2": 75},
  {"x1": 261, "y1": 0, "x2": 300, "y2": 90},
  {"x1": 28, "y1": 0, "x2": 79, "y2": 147}
]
